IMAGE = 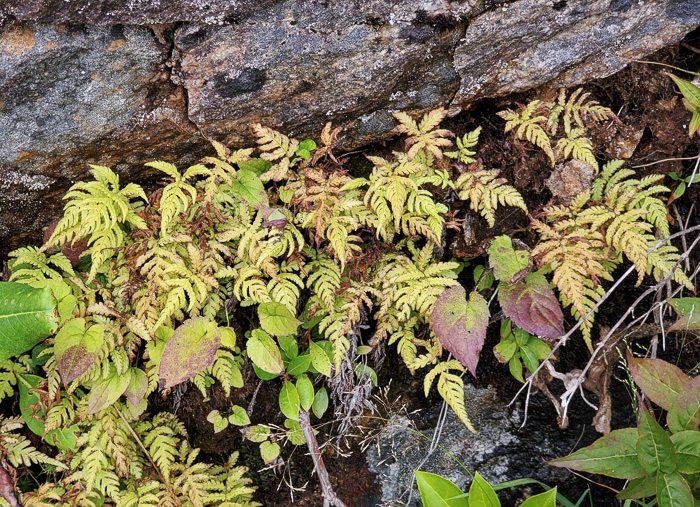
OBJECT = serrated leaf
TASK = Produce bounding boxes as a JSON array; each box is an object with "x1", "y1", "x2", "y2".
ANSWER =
[
  {"x1": 54, "y1": 318, "x2": 104, "y2": 384},
  {"x1": 309, "y1": 340, "x2": 331, "y2": 376},
  {"x1": 670, "y1": 431, "x2": 700, "y2": 473},
  {"x1": 498, "y1": 272, "x2": 564, "y2": 339},
  {"x1": 312, "y1": 386, "x2": 329, "y2": 419},
  {"x1": 247, "y1": 329, "x2": 284, "y2": 375},
  {"x1": 260, "y1": 441, "x2": 280, "y2": 464},
  {"x1": 285, "y1": 418, "x2": 306, "y2": 445},
  {"x1": 228, "y1": 168, "x2": 269, "y2": 208},
  {"x1": 519, "y1": 487, "x2": 556, "y2": 507},
  {"x1": 296, "y1": 374, "x2": 314, "y2": 411},
  {"x1": 258, "y1": 302, "x2": 301, "y2": 336},
  {"x1": 88, "y1": 364, "x2": 131, "y2": 415},
  {"x1": 0, "y1": 282, "x2": 59, "y2": 361},
  {"x1": 488, "y1": 236, "x2": 529, "y2": 282},
  {"x1": 656, "y1": 472, "x2": 693, "y2": 507},
  {"x1": 431, "y1": 285, "x2": 489, "y2": 377},
  {"x1": 637, "y1": 409, "x2": 676, "y2": 475},
  {"x1": 549, "y1": 428, "x2": 645, "y2": 479},
  {"x1": 123, "y1": 368, "x2": 148, "y2": 408},
  {"x1": 158, "y1": 317, "x2": 221, "y2": 390},
  {"x1": 468, "y1": 472, "x2": 499, "y2": 507},
  {"x1": 627, "y1": 352, "x2": 689, "y2": 411},
  {"x1": 279, "y1": 380, "x2": 300, "y2": 421},
  {"x1": 667, "y1": 375, "x2": 700, "y2": 433},
  {"x1": 228, "y1": 405, "x2": 251, "y2": 426},
  {"x1": 414, "y1": 471, "x2": 468, "y2": 507}
]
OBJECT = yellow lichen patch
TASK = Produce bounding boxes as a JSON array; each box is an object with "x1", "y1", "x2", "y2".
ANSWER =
[
  {"x1": 108, "y1": 39, "x2": 126, "y2": 50},
  {"x1": 0, "y1": 25, "x2": 36, "y2": 56}
]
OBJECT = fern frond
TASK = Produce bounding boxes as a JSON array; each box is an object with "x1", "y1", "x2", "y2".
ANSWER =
[{"x1": 392, "y1": 109, "x2": 454, "y2": 160}]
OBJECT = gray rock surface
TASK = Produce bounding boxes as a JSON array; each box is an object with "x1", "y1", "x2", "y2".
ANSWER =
[{"x1": 1, "y1": 0, "x2": 699, "y2": 255}]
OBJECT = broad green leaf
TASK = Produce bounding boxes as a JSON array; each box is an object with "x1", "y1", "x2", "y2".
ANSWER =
[
  {"x1": 494, "y1": 339, "x2": 517, "y2": 363},
  {"x1": 88, "y1": 364, "x2": 131, "y2": 415},
  {"x1": 431, "y1": 285, "x2": 489, "y2": 377},
  {"x1": 519, "y1": 487, "x2": 556, "y2": 507},
  {"x1": 670, "y1": 431, "x2": 700, "y2": 473},
  {"x1": 228, "y1": 168, "x2": 268, "y2": 208},
  {"x1": 667, "y1": 375, "x2": 700, "y2": 433},
  {"x1": 497, "y1": 272, "x2": 564, "y2": 339},
  {"x1": 278, "y1": 335, "x2": 298, "y2": 358},
  {"x1": 667, "y1": 296, "x2": 700, "y2": 331},
  {"x1": 617, "y1": 477, "x2": 657, "y2": 500},
  {"x1": 238, "y1": 158, "x2": 272, "y2": 177},
  {"x1": 668, "y1": 297, "x2": 700, "y2": 316},
  {"x1": 549, "y1": 428, "x2": 645, "y2": 479},
  {"x1": 258, "y1": 302, "x2": 301, "y2": 336},
  {"x1": 228, "y1": 405, "x2": 251, "y2": 426},
  {"x1": 509, "y1": 357, "x2": 524, "y2": 383},
  {"x1": 0, "y1": 282, "x2": 59, "y2": 361},
  {"x1": 54, "y1": 318, "x2": 104, "y2": 385},
  {"x1": 690, "y1": 110, "x2": 700, "y2": 137},
  {"x1": 637, "y1": 409, "x2": 677, "y2": 475},
  {"x1": 357, "y1": 345, "x2": 372, "y2": 355},
  {"x1": 527, "y1": 337, "x2": 551, "y2": 360},
  {"x1": 354, "y1": 364, "x2": 378, "y2": 386},
  {"x1": 296, "y1": 374, "x2": 314, "y2": 411},
  {"x1": 253, "y1": 364, "x2": 280, "y2": 380},
  {"x1": 279, "y1": 380, "x2": 300, "y2": 421},
  {"x1": 219, "y1": 327, "x2": 237, "y2": 349},
  {"x1": 260, "y1": 441, "x2": 280, "y2": 464},
  {"x1": 44, "y1": 425, "x2": 79, "y2": 452},
  {"x1": 287, "y1": 353, "x2": 312, "y2": 376},
  {"x1": 468, "y1": 472, "x2": 500, "y2": 506},
  {"x1": 488, "y1": 236, "x2": 529, "y2": 282},
  {"x1": 414, "y1": 471, "x2": 468, "y2": 507},
  {"x1": 309, "y1": 340, "x2": 331, "y2": 376},
  {"x1": 520, "y1": 345, "x2": 539, "y2": 374},
  {"x1": 668, "y1": 73, "x2": 700, "y2": 112},
  {"x1": 123, "y1": 368, "x2": 148, "y2": 408},
  {"x1": 656, "y1": 472, "x2": 693, "y2": 507},
  {"x1": 668, "y1": 312, "x2": 700, "y2": 332},
  {"x1": 158, "y1": 317, "x2": 221, "y2": 390},
  {"x1": 247, "y1": 329, "x2": 284, "y2": 375},
  {"x1": 312, "y1": 386, "x2": 329, "y2": 419},
  {"x1": 285, "y1": 418, "x2": 306, "y2": 445},
  {"x1": 627, "y1": 351, "x2": 689, "y2": 411},
  {"x1": 244, "y1": 425, "x2": 271, "y2": 443},
  {"x1": 207, "y1": 410, "x2": 229, "y2": 433},
  {"x1": 473, "y1": 265, "x2": 495, "y2": 291}
]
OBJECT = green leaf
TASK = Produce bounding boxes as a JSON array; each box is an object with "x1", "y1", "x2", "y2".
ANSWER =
[
  {"x1": 670, "y1": 431, "x2": 700, "y2": 473},
  {"x1": 656, "y1": 472, "x2": 694, "y2": 507},
  {"x1": 285, "y1": 418, "x2": 306, "y2": 445},
  {"x1": 527, "y1": 337, "x2": 551, "y2": 360},
  {"x1": 668, "y1": 298, "x2": 700, "y2": 316},
  {"x1": 414, "y1": 471, "x2": 468, "y2": 507},
  {"x1": 494, "y1": 338, "x2": 517, "y2": 363},
  {"x1": 219, "y1": 327, "x2": 237, "y2": 349},
  {"x1": 667, "y1": 375, "x2": 700, "y2": 433},
  {"x1": 296, "y1": 374, "x2": 314, "y2": 411},
  {"x1": 287, "y1": 353, "x2": 312, "y2": 376},
  {"x1": 473, "y1": 265, "x2": 495, "y2": 291},
  {"x1": 627, "y1": 351, "x2": 689, "y2": 411},
  {"x1": 123, "y1": 368, "x2": 148, "y2": 408},
  {"x1": 668, "y1": 73, "x2": 700, "y2": 110},
  {"x1": 228, "y1": 168, "x2": 269, "y2": 208},
  {"x1": 353, "y1": 363, "x2": 378, "y2": 386},
  {"x1": 431, "y1": 285, "x2": 489, "y2": 377},
  {"x1": 690, "y1": 111, "x2": 700, "y2": 137},
  {"x1": 488, "y1": 236, "x2": 529, "y2": 282},
  {"x1": 309, "y1": 340, "x2": 331, "y2": 376},
  {"x1": 549, "y1": 428, "x2": 645, "y2": 479},
  {"x1": 468, "y1": 472, "x2": 500, "y2": 507},
  {"x1": 228, "y1": 405, "x2": 251, "y2": 426},
  {"x1": 312, "y1": 386, "x2": 329, "y2": 419},
  {"x1": 238, "y1": 158, "x2": 272, "y2": 177},
  {"x1": 54, "y1": 318, "x2": 104, "y2": 385},
  {"x1": 279, "y1": 380, "x2": 300, "y2": 421},
  {"x1": 260, "y1": 441, "x2": 280, "y2": 464},
  {"x1": 258, "y1": 302, "x2": 301, "y2": 337},
  {"x1": 520, "y1": 346, "x2": 539, "y2": 374},
  {"x1": 299, "y1": 139, "x2": 317, "y2": 151},
  {"x1": 637, "y1": 409, "x2": 677, "y2": 475},
  {"x1": 278, "y1": 335, "x2": 298, "y2": 358},
  {"x1": 617, "y1": 477, "x2": 657, "y2": 500},
  {"x1": 247, "y1": 329, "x2": 284, "y2": 375},
  {"x1": 244, "y1": 425, "x2": 271, "y2": 443},
  {"x1": 0, "y1": 282, "x2": 59, "y2": 361},
  {"x1": 87, "y1": 364, "x2": 131, "y2": 415},
  {"x1": 509, "y1": 357, "x2": 524, "y2": 383},
  {"x1": 207, "y1": 410, "x2": 229, "y2": 433},
  {"x1": 158, "y1": 317, "x2": 222, "y2": 390},
  {"x1": 519, "y1": 487, "x2": 556, "y2": 507}
]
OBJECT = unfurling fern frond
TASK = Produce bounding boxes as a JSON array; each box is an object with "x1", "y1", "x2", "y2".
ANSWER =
[{"x1": 391, "y1": 108, "x2": 454, "y2": 160}]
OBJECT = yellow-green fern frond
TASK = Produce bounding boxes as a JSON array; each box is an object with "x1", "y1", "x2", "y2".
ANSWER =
[
  {"x1": 391, "y1": 108, "x2": 454, "y2": 160},
  {"x1": 498, "y1": 100, "x2": 554, "y2": 165},
  {"x1": 555, "y1": 128, "x2": 598, "y2": 171},
  {"x1": 444, "y1": 127, "x2": 481, "y2": 165},
  {"x1": 250, "y1": 124, "x2": 300, "y2": 182}
]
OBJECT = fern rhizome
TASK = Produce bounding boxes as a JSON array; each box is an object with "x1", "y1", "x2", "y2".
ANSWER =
[{"x1": 1, "y1": 91, "x2": 691, "y2": 504}]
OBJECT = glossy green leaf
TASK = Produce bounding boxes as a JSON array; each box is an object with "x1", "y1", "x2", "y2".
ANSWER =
[
  {"x1": 670, "y1": 431, "x2": 700, "y2": 473},
  {"x1": 468, "y1": 472, "x2": 500, "y2": 507},
  {"x1": 497, "y1": 272, "x2": 564, "y2": 339},
  {"x1": 123, "y1": 368, "x2": 148, "y2": 408},
  {"x1": 279, "y1": 380, "x2": 300, "y2": 421},
  {"x1": 549, "y1": 428, "x2": 645, "y2": 479},
  {"x1": 285, "y1": 418, "x2": 306, "y2": 445},
  {"x1": 488, "y1": 236, "x2": 529, "y2": 282},
  {"x1": 228, "y1": 168, "x2": 269, "y2": 208},
  {"x1": 627, "y1": 351, "x2": 689, "y2": 411},
  {"x1": 158, "y1": 317, "x2": 221, "y2": 390},
  {"x1": 494, "y1": 338, "x2": 517, "y2": 363},
  {"x1": 312, "y1": 386, "x2": 329, "y2": 419},
  {"x1": 247, "y1": 329, "x2": 284, "y2": 375},
  {"x1": 667, "y1": 375, "x2": 700, "y2": 433},
  {"x1": 0, "y1": 282, "x2": 59, "y2": 361},
  {"x1": 509, "y1": 357, "x2": 524, "y2": 383},
  {"x1": 414, "y1": 471, "x2": 468, "y2": 507},
  {"x1": 287, "y1": 354, "x2": 312, "y2": 376},
  {"x1": 258, "y1": 302, "x2": 301, "y2": 337},
  {"x1": 431, "y1": 285, "x2": 489, "y2": 377},
  {"x1": 519, "y1": 487, "x2": 556, "y2": 507},
  {"x1": 656, "y1": 472, "x2": 693, "y2": 507},
  {"x1": 260, "y1": 441, "x2": 280, "y2": 464},
  {"x1": 54, "y1": 318, "x2": 104, "y2": 385},
  {"x1": 296, "y1": 374, "x2": 314, "y2": 412},
  {"x1": 228, "y1": 405, "x2": 251, "y2": 426},
  {"x1": 637, "y1": 409, "x2": 677, "y2": 475},
  {"x1": 278, "y1": 335, "x2": 298, "y2": 358},
  {"x1": 309, "y1": 340, "x2": 331, "y2": 376},
  {"x1": 88, "y1": 364, "x2": 131, "y2": 415}
]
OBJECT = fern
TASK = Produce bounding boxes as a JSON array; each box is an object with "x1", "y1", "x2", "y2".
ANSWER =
[
  {"x1": 445, "y1": 127, "x2": 481, "y2": 165},
  {"x1": 555, "y1": 127, "x2": 598, "y2": 170},
  {"x1": 424, "y1": 360, "x2": 475, "y2": 433},
  {"x1": 1, "y1": 415, "x2": 66, "y2": 469},
  {"x1": 392, "y1": 108, "x2": 454, "y2": 160},
  {"x1": 250, "y1": 124, "x2": 300, "y2": 181},
  {"x1": 8, "y1": 246, "x2": 75, "y2": 282},
  {"x1": 498, "y1": 100, "x2": 555, "y2": 165},
  {"x1": 454, "y1": 167, "x2": 527, "y2": 227}
]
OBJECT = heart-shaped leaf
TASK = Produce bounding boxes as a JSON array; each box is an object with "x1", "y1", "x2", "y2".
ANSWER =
[
  {"x1": 228, "y1": 168, "x2": 268, "y2": 208},
  {"x1": 498, "y1": 272, "x2": 564, "y2": 338},
  {"x1": 158, "y1": 318, "x2": 221, "y2": 390},
  {"x1": 260, "y1": 441, "x2": 280, "y2": 464},
  {"x1": 431, "y1": 285, "x2": 489, "y2": 377},
  {"x1": 228, "y1": 405, "x2": 251, "y2": 426},
  {"x1": 488, "y1": 236, "x2": 529, "y2": 282},
  {"x1": 258, "y1": 302, "x2": 300, "y2": 336},
  {"x1": 54, "y1": 318, "x2": 104, "y2": 385}
]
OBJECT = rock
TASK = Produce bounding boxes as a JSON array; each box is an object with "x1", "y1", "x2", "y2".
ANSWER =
[
  {"x1": 1, "y1": 0, "x2": 699, "y2": 256},
  {"x1": 546, "y1": 159, "x2": 597, "y2": 205}
]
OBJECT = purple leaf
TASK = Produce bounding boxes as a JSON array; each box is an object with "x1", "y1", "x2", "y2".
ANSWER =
[
  {"x1": 498, "y1": 272, "x2": 564, "y2": 339},
  {"x1": 158, "y1": 317, "x2": 221, "y2": 390},
  {"x1": 431, "y1": 285, "x2": 489, "y2": 377},
  {"x1": 54, "y1": 318, "x2": 103, "y2": 385}
]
